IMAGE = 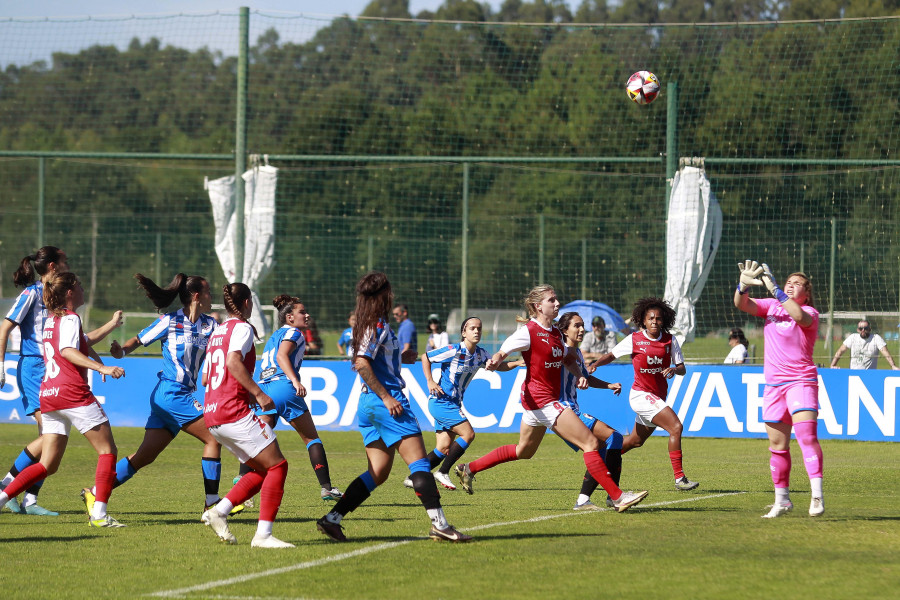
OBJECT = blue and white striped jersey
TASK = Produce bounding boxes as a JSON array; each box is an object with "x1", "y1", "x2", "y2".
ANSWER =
[
  {"x1": 425, "y1": 343, "x2": 490, "y2": 404},
  {"x1": 357, "y1": 319, "x2": 405, "y2": 392},
  {"x1": 138, "y1": 309, "x2": 217, "y2": 390},
  {"x1": 5, "y1": 282, "x2": 46, "y2": 357},
  {"x1": 559, "y1": 347, "x2": 590, "y2": 412},
  {"x1": 256, "y1": 325, "x2": 306, "y2": 384}
]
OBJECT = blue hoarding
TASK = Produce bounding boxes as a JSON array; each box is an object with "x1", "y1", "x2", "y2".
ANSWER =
[{"x1": 2, "y1": 355, "x2": 897, "y2": 441}]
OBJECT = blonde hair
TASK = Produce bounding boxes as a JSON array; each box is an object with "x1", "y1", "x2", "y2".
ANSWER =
[
  {"x1": 516, "y1": 284, "x2": 555, "y2": 323},
  {"x1": 43, "y1": 272, "x2": 80, "y2": 317}
]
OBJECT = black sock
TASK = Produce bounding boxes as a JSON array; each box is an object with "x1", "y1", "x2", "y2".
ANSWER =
[
  {"x1": 238, "y1": 462, "x2": 254, "y2": 477},
  {"x1": 410, "y1": 471, "x2": 441, "y2": 510},
  {"x1": 426, "y1": 450, "x2": 443, "y2": 470},
  {"x1": 307, "y1": 442, "x2": 332, "y2": 489},
  {"x1": 438, "y1": 440, "x2": 468, "y2": 474},
  {"x1": 331, "y1": 476, "x2": 372, "y2": 517},
  {"x1": 605, "y1": 449, "x2": 622, "y2": 486},
  {"x1": 579, "y1": 471, "x2": 600, "y2": 498}
]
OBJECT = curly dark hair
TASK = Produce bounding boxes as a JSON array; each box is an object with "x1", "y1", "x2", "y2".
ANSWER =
[{"x1": 632, "y1": 297, "x2": 676, "y2": 333}]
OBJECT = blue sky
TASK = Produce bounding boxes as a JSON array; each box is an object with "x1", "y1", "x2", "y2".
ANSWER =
[
  {"x1": 0, "y1": 1, "x2": 502, "y2": 19},
  {"x1": 0, "y1": 1, "x2": 509, "y2": 66}
]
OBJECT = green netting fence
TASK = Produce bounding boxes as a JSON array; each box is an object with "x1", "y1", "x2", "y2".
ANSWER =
[{"x1": 2, "y1": 10, "x2": 900, "y2": 361}]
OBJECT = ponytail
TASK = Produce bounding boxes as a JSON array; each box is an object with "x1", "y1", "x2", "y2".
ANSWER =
[
  {"x1": 43, "y1": 272, "x2": 80, "y2": 317},
  {"x1": 135, "y1": 273, "x2": 207, "y2": 311},
  {"x1": 13, "y1": 246, "x2": 64, "y2": 288}
]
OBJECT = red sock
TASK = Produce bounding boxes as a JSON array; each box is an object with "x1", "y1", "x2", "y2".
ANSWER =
[
  {"x1": 226, "y1": 470, "x2": 264, "y2": 505},
  {"x1": 468, "y1": 444, "x2": 517, "y2": 475},
  {"x1": 2, "y1": 463, "x2": 48, "y2": 499},
  {"x1": 669, "y1": 450, "x2": 684, "y2": 480},
  {"x1": 259, "y1": 460, "x2": 288, "y2": 522},
  {"x1": 583, "y1": 451, "x2": 622, "y2": 499},
  {"x1": 94, "y1": 454, "x2": 117, "y2": 503}
]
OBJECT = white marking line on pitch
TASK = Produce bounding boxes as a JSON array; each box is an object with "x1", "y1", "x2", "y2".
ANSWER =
[{"x1": 149, "y1": 492, "x2": 744, "y2": 599}]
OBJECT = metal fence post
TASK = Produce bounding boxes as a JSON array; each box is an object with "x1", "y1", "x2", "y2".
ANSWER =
[
  {"x1": 538, "y1": 214, "x2": 545, "y2": 283},
  {"x1": 234, "y1": 6, "x2": 249, "y2": 283},
  {"x1": 38, "y1": 157, "x2": 45, "y2": 247},
  {"x1": 461, "y1": 162, "x2": 469, "y2": 318}
]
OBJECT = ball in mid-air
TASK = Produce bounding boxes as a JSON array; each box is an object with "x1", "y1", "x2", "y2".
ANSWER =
[{"x1": 626, "y1": 71, "x2": 660, "y2": 105}]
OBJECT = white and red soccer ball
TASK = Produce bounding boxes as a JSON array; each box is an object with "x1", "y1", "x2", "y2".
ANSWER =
[{"x1": 626, "y1": 70, "x2": 660, "y2": 105}]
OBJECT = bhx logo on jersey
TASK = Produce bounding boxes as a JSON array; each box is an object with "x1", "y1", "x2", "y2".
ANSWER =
[{"x1": 647, "y1": 356, "x2": 663, "y2": 365}]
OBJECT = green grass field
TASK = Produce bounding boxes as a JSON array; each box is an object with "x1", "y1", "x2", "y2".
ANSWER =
[{"x1": 1, "y1": 424, "x2": 898, "y2": 599}]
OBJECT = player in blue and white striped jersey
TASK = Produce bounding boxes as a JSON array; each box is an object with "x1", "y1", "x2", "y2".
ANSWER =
[
  {"x1": 0, "y1": 247, "x2": 69, "y2": 516},
  {"x1": 80, "y1": 273, "x2": 235, "y2": 516},
  {"x1": 317, "y1": 271, "x2": 471, "y2": 543},
  {"x1": 556, "y1": 311, "x2": 626, "y2": 511},
  {"x1": 0, "y1": 246, "x2": 122, "y2": 516},
  {"x1": 234, "y1": 294, "x2": 342, "y2": 502},
  {"x1": 411, "y1": 316, "x2": 522, "y2": 491}
]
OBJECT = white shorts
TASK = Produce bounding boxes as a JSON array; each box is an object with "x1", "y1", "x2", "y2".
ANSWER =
[
  {"x1": 629, "y1": 389, "x2": 669, "y2": 428},
  {"x1": 42, "y1": 402, "x2": 109, "y2": 436},
  {"x1": 208, "y1": 412, "x2": 277, "y2": 463},
  {"x1": 522, "y1": 401, "x2": 567, "y2": 429}
]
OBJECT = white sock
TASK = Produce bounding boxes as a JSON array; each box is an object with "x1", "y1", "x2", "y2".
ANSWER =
[
  {"x1": 325, "y1": 511, "x2": 342, "y2": 525},
  {"x1": 774, "y1": 487, "x2": 791, "y2": 505},
  {"x1": 810, "y1": 477, "x2": 823, "y2": 498},
  {"x1": 256, "y1": 520, "x2": 273, "y2": 537},
  {"x1": 427, "y1": 507, "x2": 448, "y2": 529},
  {"x1": 205, "y1": 494, "x2": 219, "y2": 507},
  {"x1": 1, "y1": 473, "x2": 13, "y2": 487},
  {"x1": 215, "y1": 498, "x2": 234, "y2": 517},
  {"x1": 0, "y1": 492, "x2": 9, "y2": 505},
  {"x1": 23, "y1": 492, "x2": 37, "y2": 508},
  {"x1": 92, "y1": 500, "x2": 108, "y2": 520},
  {"x1": 576, "y1": 494, "x2": 591, "y2": 505}
]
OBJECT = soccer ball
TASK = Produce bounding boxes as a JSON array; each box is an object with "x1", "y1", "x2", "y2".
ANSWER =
[{"x1": 626, "y1": 71, "x2": 660, "y2": 105}]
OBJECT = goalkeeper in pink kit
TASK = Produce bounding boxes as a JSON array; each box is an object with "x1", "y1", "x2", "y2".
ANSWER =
[{"x1": 733, "y1": 261, "x2": 824, "y2": 518}]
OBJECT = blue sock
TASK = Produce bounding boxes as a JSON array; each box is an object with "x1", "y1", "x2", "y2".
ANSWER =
[
  {"x1": 607, "y1": 431, "x2": 624, "y2": 451},
  {"x1": 115, "y1": 457, "x2": 138, "y2": 485},
  {"x1": 360, "y1": 471, "x2": 377, "y2": 492},
  {"x1": 12, "y1": 449, "x2": 34, "y2": 473},
  {"x1": 306, "y1": 438, "x2": 322, "y2": 450},
  {"x1": 432, "y1": 448, "x2": 445, "y2": 459},
  {"x1": 201, "y1": 457, "x2": 221, "y2": 497},
  {"x1": 409, "y1": 457, "x2": 431, "y2": 475},
  {"x1": 456, "y1": 438, "x2": 470, "y2": 450}
]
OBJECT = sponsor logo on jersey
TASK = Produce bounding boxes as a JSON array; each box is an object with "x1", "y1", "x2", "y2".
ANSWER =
[
  {"x1": 40, "y1": 386, "x2": 60, "y2": 398},
  {"x1": 647, "y1": 355, "x2": 663, "y2": 365},
  {"x1": 204, "y1": 402, "x2": 217, "y2": 413}
]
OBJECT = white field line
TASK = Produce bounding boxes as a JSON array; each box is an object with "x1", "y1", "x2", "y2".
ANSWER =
[{"x1": 149, "y1": 492, "x2": 745, "y2": 599}]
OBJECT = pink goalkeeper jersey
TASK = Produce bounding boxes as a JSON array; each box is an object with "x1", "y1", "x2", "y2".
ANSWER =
[{"x1": 755, "y1": 298, "x2": 819, "y2": 385}]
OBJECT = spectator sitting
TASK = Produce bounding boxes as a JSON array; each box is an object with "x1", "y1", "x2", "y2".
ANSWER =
[
  {"x1": 304, "y1": 315, "x2": 323, "y2": 356},
  {"x1": 724, "y1": 328, "x2": 749, "y2": 364},
  {"x1": 580, "y1": 316, "x2": 616, "y2": 362},
  {"x1": 425, "y1": 313, "x2": 450, "y2": 351}
]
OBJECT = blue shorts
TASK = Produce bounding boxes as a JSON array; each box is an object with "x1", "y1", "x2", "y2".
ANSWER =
[
  {"x1": 562, "y1": 411, "x2": 600, "y2": 452},
  {"x1": 145, "y1": 375, "x2": 204, "y2": 437},
  {"x1": 255, "y1": 379, "x2": 309, "y2": 423},
  {"x1": 17, "y1": 355, "x2": 44, "y2": 416},
  {"x1": 428, "y1": 394, "x2": 468, "y2": 433},
  {"x1": 358, "y1": 389, "x2": 421, "y2": 448}
]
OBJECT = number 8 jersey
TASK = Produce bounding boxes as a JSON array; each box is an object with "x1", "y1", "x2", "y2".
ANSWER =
[
  {"x1": 39, "y1": 310, "x2": 95, "y2": 411},
  {"x1": 203, "y1": 318, "x2": 256, "y2": 427}
]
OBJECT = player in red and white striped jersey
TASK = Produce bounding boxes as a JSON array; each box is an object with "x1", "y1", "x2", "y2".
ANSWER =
[
  {"x1": 590, "y1": 297, "x2": 699, "y2": 491},
  {"x1": 0, "y1": 272, "x2": 127, "y2": 528},
  {"x1": 455, "y1": 285, "x2": 648, "y2": 513}
]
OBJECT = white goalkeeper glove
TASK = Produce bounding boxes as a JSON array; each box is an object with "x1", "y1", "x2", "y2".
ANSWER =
[
  {"x1": 0, "y1": 371, "x2": 5, "y2": 389},
  {"x1": 761, "y1": 263, "x2": 790, "y2": 303},
  {"x1": 737, "y1": 260, "x2": 764, "y2": 294}
]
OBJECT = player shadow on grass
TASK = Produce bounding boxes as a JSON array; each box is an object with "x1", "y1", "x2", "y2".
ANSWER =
[{"x1": 2, "y1": 534, "x2": 98, "y2": 543}]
